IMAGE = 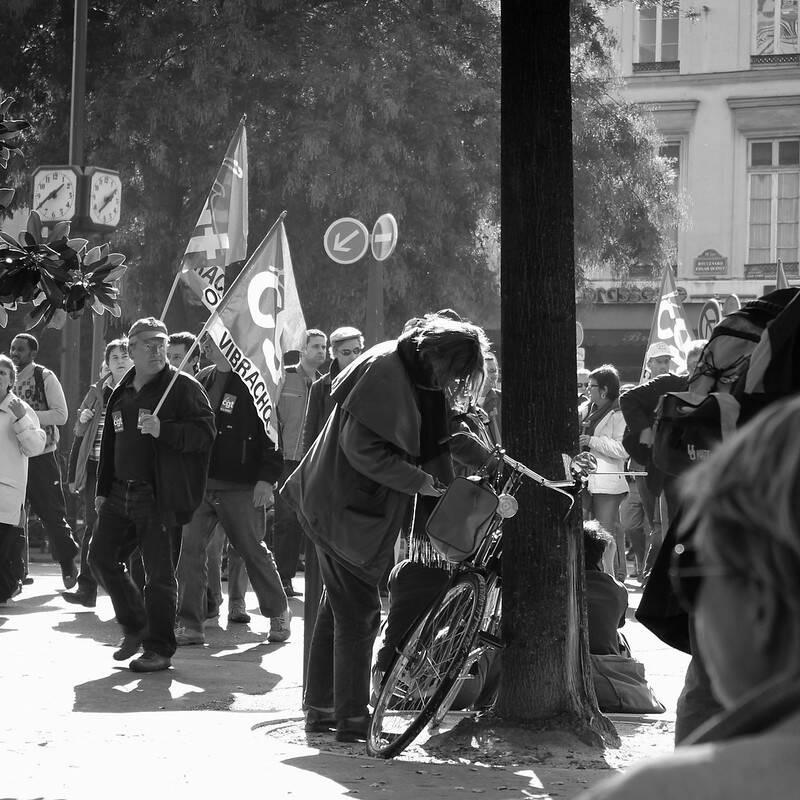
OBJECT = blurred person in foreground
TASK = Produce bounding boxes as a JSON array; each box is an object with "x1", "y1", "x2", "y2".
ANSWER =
[
  {"x1": 579, "y1": 394, "x2": 800, "y2": 800},
  {"x1": 0, "y1": 354, "x2": 46, "y2": 603},
  {"x1": 282, "y1": 314, "x2": 489, "y2": 742}
]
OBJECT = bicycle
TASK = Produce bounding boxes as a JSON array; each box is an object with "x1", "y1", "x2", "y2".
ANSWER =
[{"x1": 366, "y1": 443, "x2": 602, "y2": 759}]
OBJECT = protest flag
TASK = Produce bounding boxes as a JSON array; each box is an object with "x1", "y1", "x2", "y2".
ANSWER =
[
  {"x1": 160, "y1": 117, "x2": 248, "y2": 319},
  {"x1": 640, "y1": 266, "x2": 696, "y2": 381},
  {"x1": 155, "y1": 213, "x2": 306, "y2": 435},
  {"x1": 776, "y1": 258, "x2": 790, "y2": 291}
]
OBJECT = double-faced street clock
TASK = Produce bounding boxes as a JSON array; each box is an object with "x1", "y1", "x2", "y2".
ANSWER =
[
  {"x1": 84, "y1": 166, "x2": 122, "y2": 229},
  {"x1": 31, "y1": 165, "x2": 81, "y2": 222}
]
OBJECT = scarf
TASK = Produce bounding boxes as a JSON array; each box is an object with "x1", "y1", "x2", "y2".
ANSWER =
[{"x1": 582, "y1": 398, "x2": 620, "y2": 437}]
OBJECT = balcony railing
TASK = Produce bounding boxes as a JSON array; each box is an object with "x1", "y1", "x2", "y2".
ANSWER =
[
  {"x1": 632, "y1": 61, "x2": 680, "y2": 73},
  {"x1": 751, "y1": 53, "x2": 800, "y2": 66}
]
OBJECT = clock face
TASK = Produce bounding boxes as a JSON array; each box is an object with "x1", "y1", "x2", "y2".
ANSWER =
[
  {"x1": 32, "y1": 168, "x2": 79, "y2": 222},
  {"x1": 88, "y1": 170, "x2": 122, "y2": 227}
]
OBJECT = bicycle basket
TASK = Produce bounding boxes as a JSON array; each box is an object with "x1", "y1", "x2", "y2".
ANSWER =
[{"x1": 425, "y1": 476, "x2": 499, "y2": 563}]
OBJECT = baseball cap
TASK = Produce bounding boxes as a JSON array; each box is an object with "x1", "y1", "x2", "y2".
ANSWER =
[
  {"x1": 646, "y1": 341, "x2": 679, "y2": 362},
  {"x1": 128, "y1": 317, "x2": 168, "y2": 339}
]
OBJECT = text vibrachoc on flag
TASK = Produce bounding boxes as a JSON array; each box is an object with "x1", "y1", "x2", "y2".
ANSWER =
[
  {"x1": 179, "y1": 117, "x2": 248, "y2": 310},
  {"x1": 206, "y1": 214, "x2": 306, "y2": 433},
  {"x1": 640, "y1": 266, "x2": 696, "y2": 382}
]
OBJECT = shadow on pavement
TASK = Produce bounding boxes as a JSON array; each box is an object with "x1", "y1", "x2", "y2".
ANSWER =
[
  {"x1": 280, "y1": 750, "x2": 536, "y2": 797},
  {"x1": 72, "y1": 641, "x2": 284, "y2": 713}
]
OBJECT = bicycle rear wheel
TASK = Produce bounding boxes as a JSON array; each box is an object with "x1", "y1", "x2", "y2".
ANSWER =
[{"x1": 367, "y1": 571, "x2": 486, "y2": 758}]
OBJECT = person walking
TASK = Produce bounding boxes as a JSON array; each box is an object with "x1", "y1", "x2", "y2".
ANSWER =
[
  {"x1": 175, "y1": 333, "x2": 289, "y2": 645},
  {"x1": 0, "y1": 354, "x2": 46, "y2": 603},
  {"x1": 283, "y1": 314, "x2": 489, "y2": 742},
  {"x1": 88, "y1": 318, "x2": 215, "y2": 673},
  {"x1": 273, "y1": 328, "x2": 327, "y2": 597},
  {"x1": 10, "y1": 333, "x2": 79, "y2": 588},
  {"x1": 63, "y1": 339, "x2": 133, "y2": 607}
]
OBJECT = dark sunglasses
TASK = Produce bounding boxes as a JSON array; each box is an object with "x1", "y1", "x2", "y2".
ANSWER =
[
  {"x1": 337, "y1": 347, "x2": 362, "y2": 357},
  {"x1": 669, "y1": 541, "x2": 741, "y2": 611}
]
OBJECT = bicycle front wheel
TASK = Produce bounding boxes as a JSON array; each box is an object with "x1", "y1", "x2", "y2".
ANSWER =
[{"x1": 367, "y1": 571, "x2": 486, "y2": 758}]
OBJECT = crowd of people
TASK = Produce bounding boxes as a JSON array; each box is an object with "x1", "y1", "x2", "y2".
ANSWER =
[{"x1": 4, "y1": 295, "x2": 800, "y2": 789}]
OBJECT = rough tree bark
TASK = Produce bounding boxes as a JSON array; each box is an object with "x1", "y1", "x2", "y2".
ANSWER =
[{"x1": 495, "y1": 0, "x2": 618, "y2": 746}]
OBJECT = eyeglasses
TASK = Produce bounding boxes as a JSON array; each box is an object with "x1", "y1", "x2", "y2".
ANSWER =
[
  {"x1": 577, "y1": 382, "x2": 588, "y2": 389},
  {"x1": 669, "y1": 541, "x2": 742, "y2": 611},
  {"x1": 135, "y1": 338, "x2": 167, "y2": 354},
  {"x1": 337, "y1": 347, "x2": 362, "y2": 357},
  {"x1": 587, "y1": 383, "x2": 600, "y2": 390}
]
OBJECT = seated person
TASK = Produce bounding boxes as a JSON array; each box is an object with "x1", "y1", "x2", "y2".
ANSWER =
[{"x1": 584, "y1": 520, "x2": 628, "y2": 655}]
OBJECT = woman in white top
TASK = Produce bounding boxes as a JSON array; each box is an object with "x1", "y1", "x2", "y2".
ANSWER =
[
  {"x1": 579, "y1": 364, "x2": 629, "y2": 581},
  {"x1": 0, "y1": 353, "x2": 46, "y2": 602}
]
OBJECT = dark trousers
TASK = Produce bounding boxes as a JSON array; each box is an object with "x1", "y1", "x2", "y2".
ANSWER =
[
  {"x1": 274, "y1": 460, "x2": 303, "y2": 585},
  {"x1": 88, "y1": 480, "x2": 178, "y2": 658},
  {"x1": 0, "y1": 523, "x2": 25, "y2": 602},
  {"x1": 75, "y1": 459, "x2": 99, "y2": 597},
  {"x1": 376, "y1": 560, "x2": 450, "y2": 671},
  {"x1": 26, "y1": 451, "x2": 78, "y2": 566},
  {"x1": 304, "y1": 547, "x2": 381, "y2": 720}
]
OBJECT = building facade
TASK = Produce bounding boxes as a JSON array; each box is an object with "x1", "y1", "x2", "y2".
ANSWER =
[{"x1": 580, "y1": 0, "x2": 799, "y2": 380}]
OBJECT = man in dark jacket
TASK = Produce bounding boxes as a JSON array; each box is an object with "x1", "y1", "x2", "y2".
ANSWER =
[
  {"x1": 301, "y1": 326, "x2": 364, "y2": 457},
  {"x1": 89, "y1": 318, "x2": 216, "y2": 672},
  {"x1": 283, "y1": 314, "x2": 489, "y2": 742},
  {"x1": 175, "y1": 334, "x2": 289, "y2": 646}
]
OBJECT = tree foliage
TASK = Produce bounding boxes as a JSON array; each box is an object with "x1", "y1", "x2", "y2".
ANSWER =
[
  {"x1": 571, "y1": 0, "x2": 682, "y2": 282},
  {"x1": 2, "y1": 0, "x2": 500, "y2": 337}
]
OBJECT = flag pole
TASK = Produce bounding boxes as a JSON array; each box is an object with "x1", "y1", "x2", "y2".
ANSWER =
[
  {"x1": 151, "y1": 210, "x2": 288, "y2": 416},
  {"x1": 160, "y1": 271, "x2": 182, "y2": 321}
]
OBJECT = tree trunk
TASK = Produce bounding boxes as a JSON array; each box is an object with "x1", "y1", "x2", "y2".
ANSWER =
[{"x1": 496, "y1": 0, "x2": 617, "y2": 746}]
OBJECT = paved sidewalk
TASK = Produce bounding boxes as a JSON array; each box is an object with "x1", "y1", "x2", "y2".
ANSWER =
[{"x1": 1, "y1": 564, "x2": 689, "y2": 799}]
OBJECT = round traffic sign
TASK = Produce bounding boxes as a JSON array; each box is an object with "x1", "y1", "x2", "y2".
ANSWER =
[
  {"x1": 324, "y1": 217, "x2": 369, "y2": 265},
  {"x1": 698, "y1": 298, "x2": 722, "y2": 340},
  {"x1": 371, "y1": 213, "x2": 398, "y2": 261},
  {"x1": 576, "y1": 320, "x2": 584, "y2": 348}
]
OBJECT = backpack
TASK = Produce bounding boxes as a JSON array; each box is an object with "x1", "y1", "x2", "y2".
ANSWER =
[{"x1": 652, "y1": 288, "x2": 799, "y2": 477}]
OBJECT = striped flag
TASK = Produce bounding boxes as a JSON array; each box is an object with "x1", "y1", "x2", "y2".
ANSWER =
[
  {"x1": 179, "y1": 117, "x2": 248, "y2": 311},
  {"x1": 206, "y1": 215, "x2": 306, "y2": 433},
  {"x1": 640, "y1": 267, "x2": 696, "y2": 381}
]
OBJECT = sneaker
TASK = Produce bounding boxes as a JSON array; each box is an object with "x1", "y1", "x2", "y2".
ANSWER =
[
  {"x1": 268, "y1": 607, "x2": 292, "y2": 643},
  {"x1": 227, "y1": 608, "x2": 251, "y2": 624}
]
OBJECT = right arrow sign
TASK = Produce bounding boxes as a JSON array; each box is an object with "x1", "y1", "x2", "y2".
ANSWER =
[{"x1": 371, "y1": 213, "x2": 398, "y2": 261}]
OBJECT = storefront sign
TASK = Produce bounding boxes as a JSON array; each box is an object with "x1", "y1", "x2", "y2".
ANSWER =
[
  {"x1": 580, "y1": 285, "x2": 688, "y2": 304},
  {"x1": 694, "y1": 249, "x2": 728, "y2": 276}
]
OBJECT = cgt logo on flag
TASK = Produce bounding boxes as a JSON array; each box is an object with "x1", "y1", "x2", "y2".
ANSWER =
[{"x1": 204, "y1": 216, "x2": 305, "y2": 433}]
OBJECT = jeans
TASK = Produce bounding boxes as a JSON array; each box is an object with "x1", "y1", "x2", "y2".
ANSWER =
[
  {"x1": 176, "y1": 488, "x2": 286, "y2": 633},
  {"x1": 584, "y1": 491, "x2": 627, "y2": 581},
  {"x1": 75, "y1": 459, "x2": 99, "y2": 597},
  {"x1": 304, "y1": 547, "x2": 381, "y2": 720},
  {"x1": 26, "y1": 451, "x2": 78, "y2": 567},
  {"x1": 274, "y1": 460, "x2": 303, "y2": 586},
  {"x1": 88, "y1": 480, "x2": 178, "y2": 657},
  {"x1": 619, "y1": 478, "x2": 649, "y2": 578}
]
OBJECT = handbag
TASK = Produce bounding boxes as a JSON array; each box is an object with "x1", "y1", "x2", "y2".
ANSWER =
[
  {"x1": 652, "y1": 391, "x2": 741, "y2": 478},
  {"x1": 425, "y1": 476, "x2": 499, "y2": 563},
  {"x1": 591, "y1": 649, "x2": 666, "y2": 714}
]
